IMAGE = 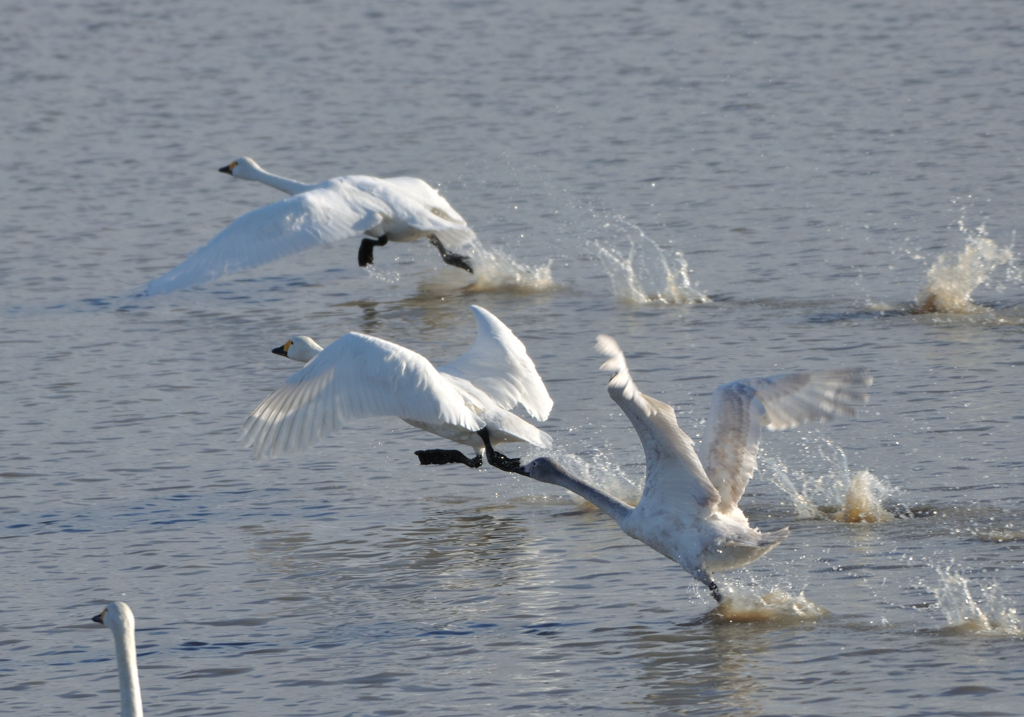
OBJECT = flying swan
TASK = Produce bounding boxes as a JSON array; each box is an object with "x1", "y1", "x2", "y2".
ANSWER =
[
  {"x1": 143, "y1": 157, "x2": 476, "y2": 295},
  {"x1": 92, "y1": 601, "x2": 144, "y2": 717},
  {"x1": 241, "y1": 305, "x2": 553, "y2": 471},
  {"x1": 518, "y1": 335, "x2": 871, "y2": 602}
]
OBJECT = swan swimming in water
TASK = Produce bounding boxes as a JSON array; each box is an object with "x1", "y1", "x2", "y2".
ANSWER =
[
  {"x1": 519, "y1": 335, "x2": 871, "y2": 602},
  {"x1": 92, "y1": 601, "x2": 143, "y2": 717},
  {"x1": 242, "y1": 305, "x2": 552, "y2": 471},
  {"x1": 143, "y1": 157, "x2": 475, "y2": 295}
]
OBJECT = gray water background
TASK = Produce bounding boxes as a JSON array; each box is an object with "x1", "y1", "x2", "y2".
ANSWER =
[{"x1": 3, "y1": 0, "x2": 1024, "y2": 715}]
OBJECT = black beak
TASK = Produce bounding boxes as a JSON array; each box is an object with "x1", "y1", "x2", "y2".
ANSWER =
[
  {"x1": 92, "y1": 613, "x2": 104, "y2": 624},
  {"x1": 219, "y1": 164, "x2": 233, "y2": 175},
  {"x1": 272, "y1": 345, "x2": 288, "y2": 356}
]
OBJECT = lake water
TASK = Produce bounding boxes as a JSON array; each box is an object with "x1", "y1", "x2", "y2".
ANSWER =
[{"x1": 4, "y1": 0, "x2": 1024, "y2": 715}]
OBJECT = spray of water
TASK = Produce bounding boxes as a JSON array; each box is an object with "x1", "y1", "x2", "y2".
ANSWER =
[
  {"x1": 930, "y1": 564, "x2": 1022, "y2": 636},
  {"x1": 463, "y1": 241, "x2": 557, "y2": 293},
  {"x1": 914, "y1": 220, "x2": 1020, "y2": 314},
  {"x1": 595, "y1": 219, "x2": 709, "y2": 305},
  {"x1": 712, "y1": 585, "x2": 827, "y2": 624},
  {"x1": 766, "y1": 442, "x2": 895, "y2": 523},
  {"x1": 365, "y1": 238, "x2": 557, "y2": 294}
]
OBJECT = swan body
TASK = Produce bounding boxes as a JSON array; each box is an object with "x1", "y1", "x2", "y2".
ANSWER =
[
  {"x1": 521, "y1": 335, "x2": 871, "y2": 601},
  {"x1": 143, "y1": 157, "x2": 476, "y2": 295},
  {"x1": 92, "y1": 601, "x2": 144, "y2": 717},
  {"x1": 242, "y1": 305, "x2": 553, "y2": 470}
]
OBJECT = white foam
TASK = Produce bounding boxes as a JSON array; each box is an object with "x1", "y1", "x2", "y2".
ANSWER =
[
  {"x1": 712, "y1": 584, "x2": 827, "y2": 623},
  {"x1": 915, "y1": 219, "x2": 1019, "y2": 313}
]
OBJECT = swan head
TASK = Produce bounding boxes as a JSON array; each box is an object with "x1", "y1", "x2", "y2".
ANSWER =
[
  {"x1": 272, "y1": 335, "x2": 323, "y2": 363},
  {"x1": 92, "y1": 601, "x2": 136, "y2": 633},
  {"x1": 518, "y1": 457, "x2": 572, "y2": 484},
  {"x1": 219, "y1": 156, "x2": 264, "y2": 180}
]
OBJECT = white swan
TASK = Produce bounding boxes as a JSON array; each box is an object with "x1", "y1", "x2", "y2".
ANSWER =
[
  {"x1": 241, "y1": 305, "x2": 553, "y2": 471},
  {"x1": 519, "y1": 335, "x2": 871, "y2": 602},
  {"x1": 92, "y1": 601, "x2": 143, "y2": 717},
  {"x1": 143, "y1": 157, "x2": 476, "y2": 295}
]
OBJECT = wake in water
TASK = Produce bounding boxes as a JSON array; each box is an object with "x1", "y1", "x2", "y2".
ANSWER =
[
  {"x1": 766, "y1": 442, "x2": 896, "y2": 523},
  {"x1": 368, "y1": 238, "x2": 557, "y2": 294},
  {"x1": 711, "y1": 585, "x2": 827, "y2": 624},
  {"x1": 912, "y1": 219, "x2": 1020, "y2": 314},
  {"x1": 930, "y1": 564, "x2": 1022, "y2": 636},
  {"x1": 595, "y1": 219, "x2": 709, "y2": 304}
]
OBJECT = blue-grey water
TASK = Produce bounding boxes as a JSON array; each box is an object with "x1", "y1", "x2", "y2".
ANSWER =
[{"x1": 4, "y1": 1, "x2": 1024, "y2": 715}]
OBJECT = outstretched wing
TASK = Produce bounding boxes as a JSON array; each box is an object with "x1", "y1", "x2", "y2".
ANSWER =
[
  {"x1": 241, "y1": 332, "x2": 484, "y2": 458},
  {"x1": 438, "y1": 305, "x2": 553, "y2": 421},
  {"x1": 596, "y1": 335, "x2": 718, "y2": 513},
  {"x1": 699, "y1": 369, "x2": 872, "y2": 512},
  {"x1": 143, "y1": 184, "x2": 386, "y2": 295}
]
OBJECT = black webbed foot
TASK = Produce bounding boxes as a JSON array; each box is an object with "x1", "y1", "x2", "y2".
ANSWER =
[
  {"x1": 708, "y1": 581, "x2": 723, "y2": 603},
  {"x1": 415, "y1": 449, "x2": 483, "y2": 468},
  {"x1": 429, "y1": 235, "x2": 474, "y2": 273},
  {"x1": 358, "y1": 235, "x2": 389, "y2": 267},
  {"x1": 476, "y1": 427, "x2": 527, "y2": 474}
]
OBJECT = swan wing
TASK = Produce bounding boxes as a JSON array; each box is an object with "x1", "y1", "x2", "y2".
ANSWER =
[
  {"x1": 595, "y1": 335, "x2": 719, "y2": 513},
  {"x1": 143, "y1": 185, "x2": 386, "y2": 295},
  {"x1": 699, "y1": 369, "x2": 872, "y2": 511},
  {"x1": 483, "y1": 407, "x2": 554, "y2": 448},
  {"x1": 438, "y1": 305, "x2": 553, "y2": 421},
  {"x1": 347, "y1": 176, "x2": 477, "y2": 249},
  {"x1": 241, "y1": 332, "x2": 485, "y2": 458},
  {"x1": 379, "y1": 177, "x2": 470, "y2": 225}
]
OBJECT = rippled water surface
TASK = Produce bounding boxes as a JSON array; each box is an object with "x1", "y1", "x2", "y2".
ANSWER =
[{"x1": 4, "y1": 1, "x2": 1024, "y2": 715}]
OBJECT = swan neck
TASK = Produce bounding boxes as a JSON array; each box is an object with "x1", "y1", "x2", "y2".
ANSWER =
[
  {"x1": 546, "y1": 465, "x2": 632, "y2": 525},
  {"x1": 113, "y1": 625, "x2": 143, "y2": 717},
  {"x1": 248, "y1": 168, "x2": 314, "y2": 196}
]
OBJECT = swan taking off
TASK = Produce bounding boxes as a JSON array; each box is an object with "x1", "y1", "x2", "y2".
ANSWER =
[
  {"x1": 143, "y1": 157, "x2": 476, "y2": 295},
  {"x1": 519, "y1": 336, "x2": 871, "y2": 602},
  {"x1": 241, "y1": 305, "x2": 553, "y2": 471},
  {"x1": 92, "y1": 601, "x2": 144, "y2": 717}
]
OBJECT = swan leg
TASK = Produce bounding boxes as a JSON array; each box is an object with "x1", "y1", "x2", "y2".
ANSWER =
[
  {"x1": 477, "y1": 427, "x2": 526, "y2": 474},
  {"x1": 415, "y1": 448, "x2": 483, "y2": 468},
  {"x1": 358, "y1": 235, "x2": 390, "y2": 267},
  {"x1": 428, "y1": 235, "x2": 474, "y2": 273},
  {"x1": 692, "y1": 566, "x2": 723, "y2": 603}
]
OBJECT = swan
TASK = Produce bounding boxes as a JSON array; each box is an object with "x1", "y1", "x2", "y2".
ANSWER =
[
  {"x1": 91, "y1": 601, "x2": 144, "y2": 717},
  {"x1": 143, "y1": 157, "x2": 476, "y2": 295},
  {"x1": 241, "y1": 305, "x2": 553, "y2": 471},
  {"x1": 518, "y1": 335, "x2": 871, "y2": 602}
]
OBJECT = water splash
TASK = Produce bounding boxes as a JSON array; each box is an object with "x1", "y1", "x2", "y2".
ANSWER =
[
  {"x1": 595, "y1": 219, "x2": 709, "y2": 304},
  {"x1": 914, "y1": 220, "x2": 1019, "y2": 314},
  {"x1": 711, "y1": 586, "x2": 827, "y2": 624},
  {"x1": 766, "y1": 443, "x2": 895, "y2": 523},
  {"x1": 931, "y1": 565, "x2": 1022, "y2": 636},
  {"x1": 366, "y1": 238, "x2": 556, "y2": 293},
  {"x1": 463, "y1": 241, "x2": 557, "y2": 293}
]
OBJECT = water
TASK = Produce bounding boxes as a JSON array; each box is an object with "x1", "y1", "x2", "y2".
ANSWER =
[{"x1": 4, "y1": 0, "x2": 1024, "y2": 715}]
